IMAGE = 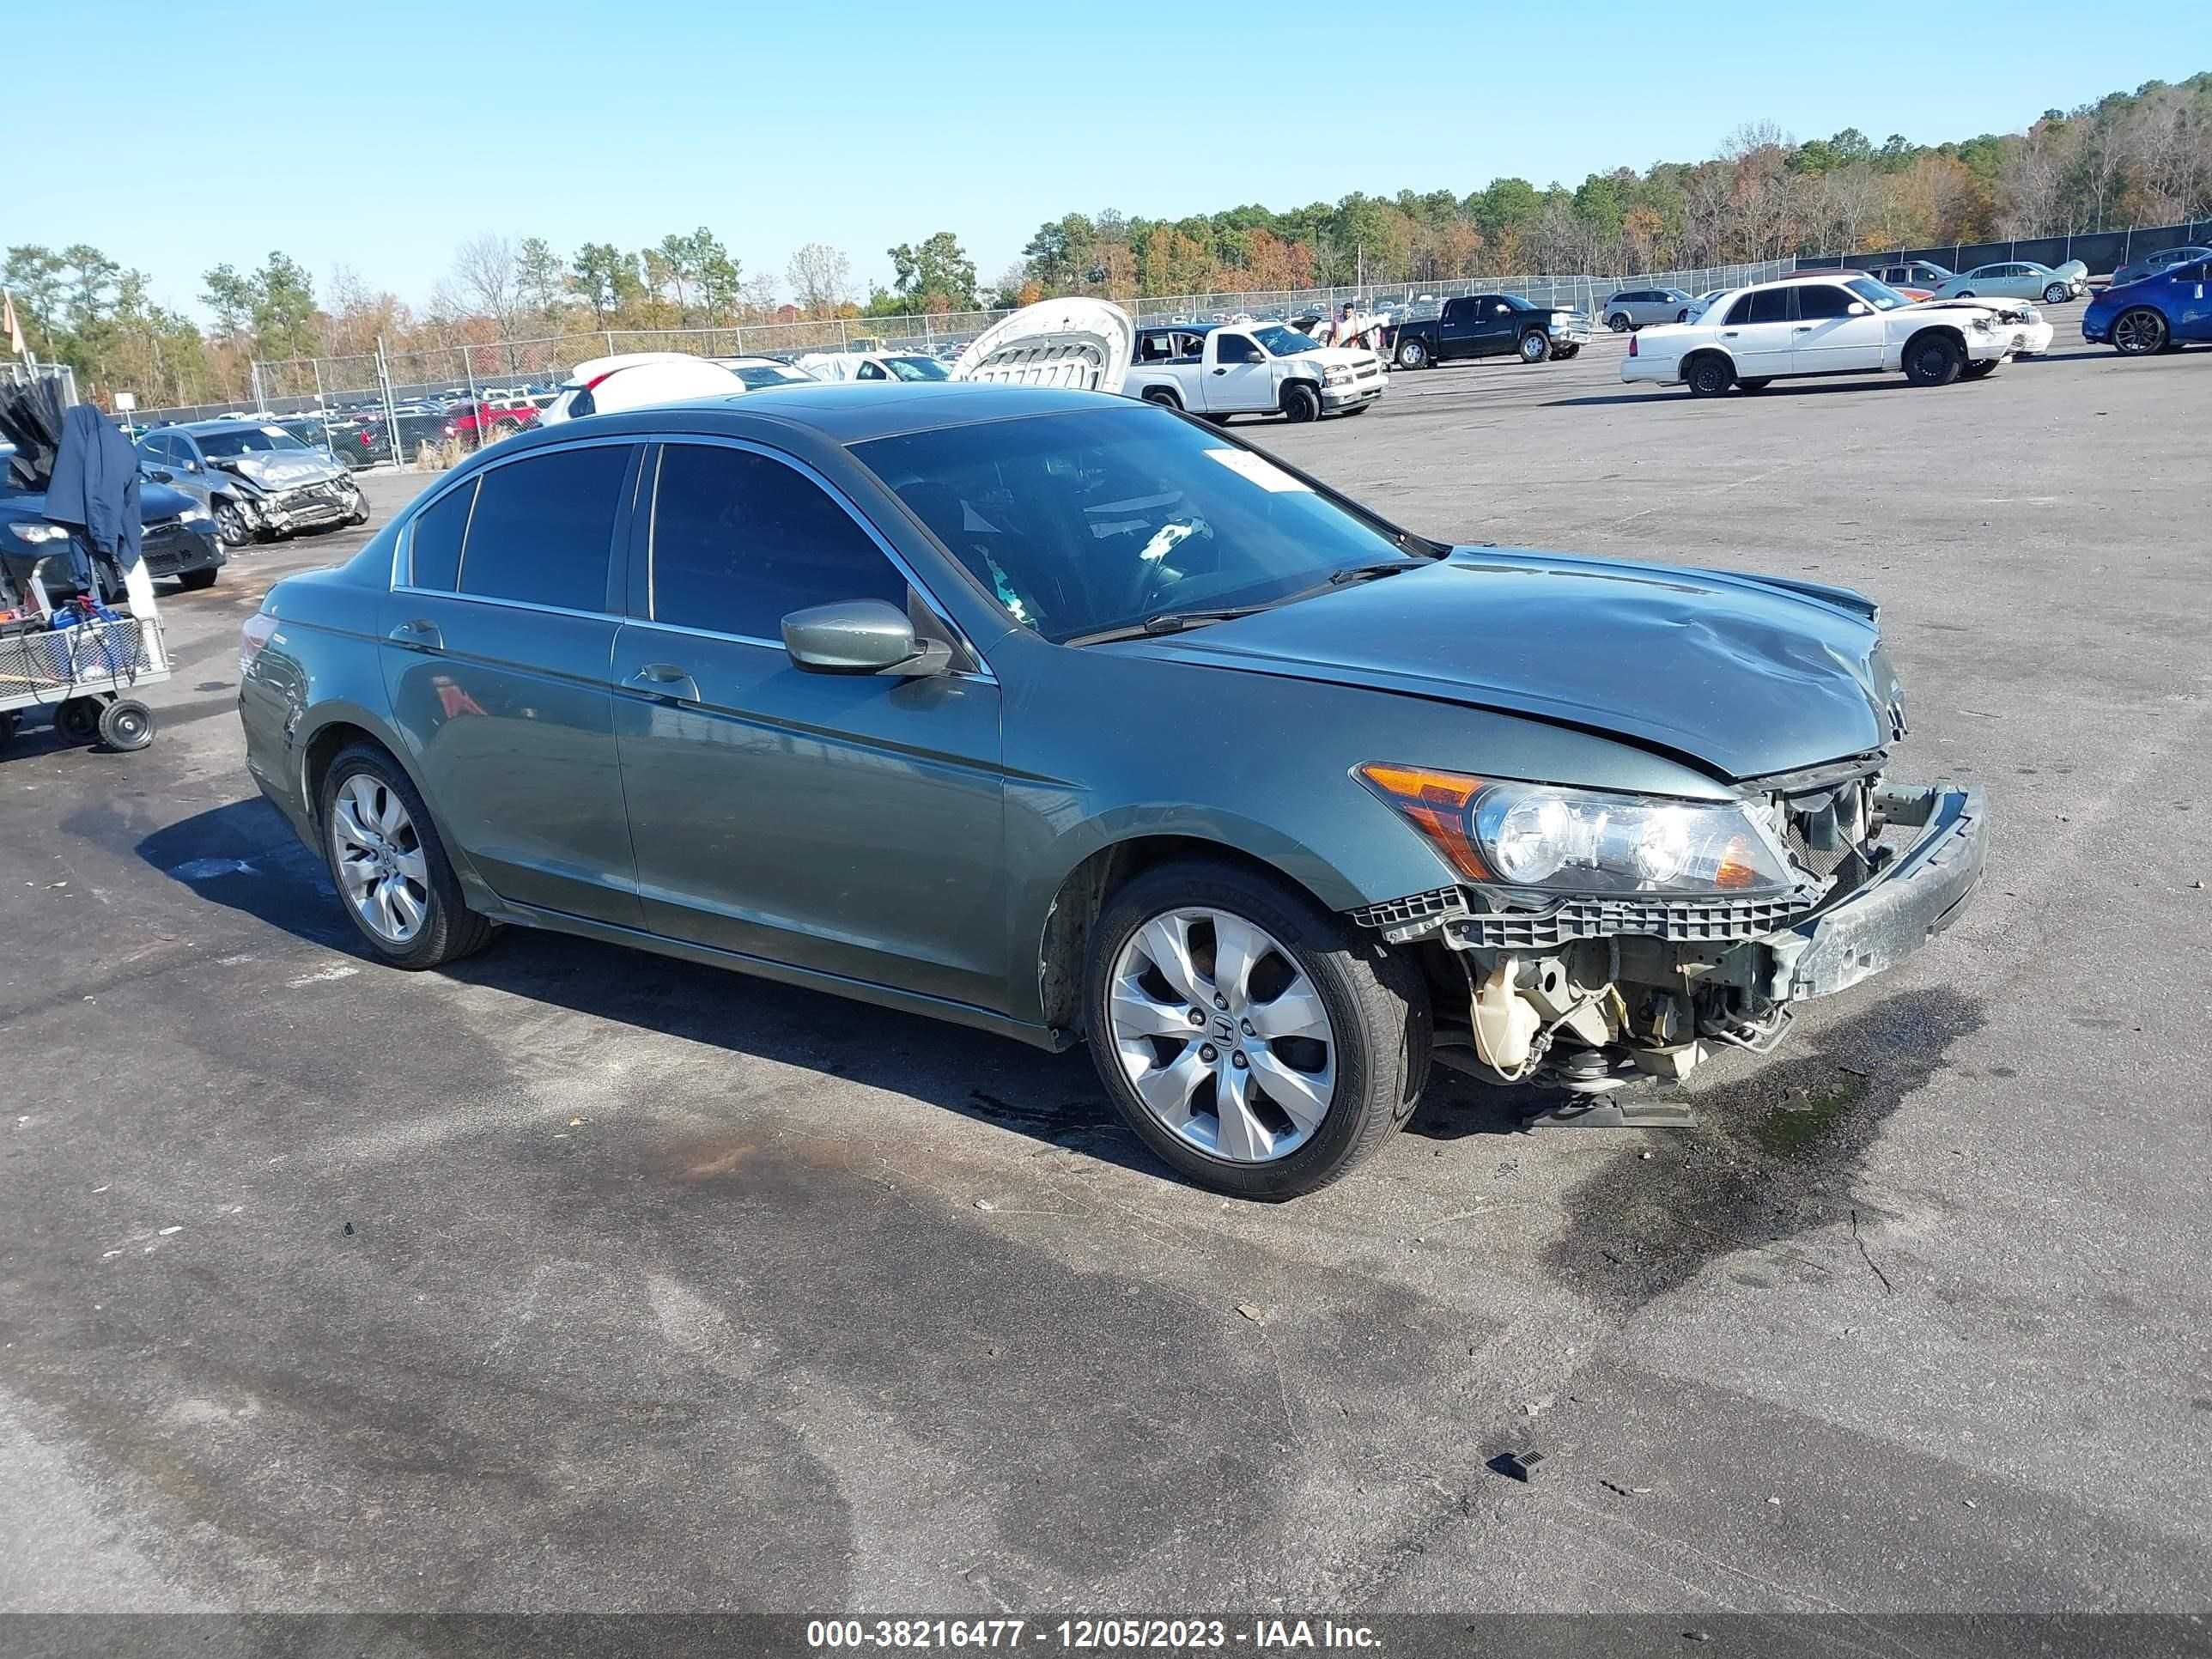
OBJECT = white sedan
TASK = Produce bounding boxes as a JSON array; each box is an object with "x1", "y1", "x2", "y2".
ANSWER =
[{"x1": 1620, "y1": 275, "x2": 2021, "y2": 395}]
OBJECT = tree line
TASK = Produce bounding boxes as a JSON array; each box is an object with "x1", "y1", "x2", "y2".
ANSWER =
[{"x1": 6, "y1": 74, "x2": 2204, "y2": 409}]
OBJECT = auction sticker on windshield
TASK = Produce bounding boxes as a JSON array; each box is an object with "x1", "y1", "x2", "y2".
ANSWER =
[{"x1": 1204, "y1": 449, "x2": 1310, "y2": 493}]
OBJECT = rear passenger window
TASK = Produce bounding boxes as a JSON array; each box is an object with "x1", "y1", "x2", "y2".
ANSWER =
[
  {"x1": 650, "y1": 443, "x2": 908, "y2": 641},
  {"x1": 407, "y1": 480, "x2": 475, "y2": 591},
  {"x1": 1796, "y1": 285, "x2": 1854, "y2": 320},
  {"x1": 457, "y1": 445, "x2": 630, "y2": 611}
]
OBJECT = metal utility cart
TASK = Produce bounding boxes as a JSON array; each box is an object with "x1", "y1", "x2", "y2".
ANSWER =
[{"x1": 0, "y1": 596, "x2": 167, "y2": 752}]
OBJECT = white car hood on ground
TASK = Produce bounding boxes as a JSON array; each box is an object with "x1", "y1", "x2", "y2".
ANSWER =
[{"x1": 951, "y1": 298, "x2": 1134, "y2": 394}]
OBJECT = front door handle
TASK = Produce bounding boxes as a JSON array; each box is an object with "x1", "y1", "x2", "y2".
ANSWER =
[
  {"x1": 626, "y1": 662, "x2": 699, "y2": 701},
  {"x1": 1793, "y1": 325, "x2": 1814, "y2": 331},
  {"x1": 1211, "y1": 367, "x2": 1229, "y2": 375},
  {"x1": 386, "y1": 618, "x2": 442, "y2": 652}
]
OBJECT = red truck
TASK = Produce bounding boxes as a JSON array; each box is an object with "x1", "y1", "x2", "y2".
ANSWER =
[{"x1": 442, "y1": 397, "x2": 539, "y2": 449}]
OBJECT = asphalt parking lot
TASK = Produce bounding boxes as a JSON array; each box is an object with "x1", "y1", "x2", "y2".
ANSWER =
[{"x1": 5, "y1": 329, "x2": 2209, "y2": 1621}]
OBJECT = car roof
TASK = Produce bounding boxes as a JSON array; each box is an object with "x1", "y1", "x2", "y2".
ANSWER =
[
  {"x1": 163, "y1": 419, "x2": 273, "y2": 434},
  {"x1": 483, "y1": 381, "x2": 1115, "y2": 450}
]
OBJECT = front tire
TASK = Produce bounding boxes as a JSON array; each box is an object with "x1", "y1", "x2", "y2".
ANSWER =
[
  {"x1": 2112, "y1": 307, "x2": 2168, "y2": 356},
  {"x1": 1962, "y1": 359, "x2": 1999, "y2": 380},
  {"x1": 1281, "y1": 382, "x2": 1322, "y2": 423},
  {"x1": 177, "y1": 568, "x2": 219, "y2": 592},
  {"x1": 1903, "y1": 332, "x2": 1966, "y2": 386},
  {"x1": 97, "y1": 698, "x2": 154, "y2": 752},
  {"x1": 1084, "y1": 860, "x2": 1430, "y2": 1200},
  {"x1": 319, "y1": 744, "x2": 495, "y2": 970},
  {"x1": 211, "y1": 499, "x2": 252, "y2": 548},
  {"x1": 1517, "y1": 331, "x2": 1550, "y2": 363},
  {"x1": 1736, "y1": 377, "x2": 1773, "y2": 392},
  {"x1": 1395, "y1": 337, "x2": 1429, "y2": 369},
  {"x1": 1555, "y1": 343, "x2": 1580, "y2": 360},
  {"x1": 2043, "y1": 283, "x2": 2069, "y2": 304}
]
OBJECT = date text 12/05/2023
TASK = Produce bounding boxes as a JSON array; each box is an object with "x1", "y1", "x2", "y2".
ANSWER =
[{"x1": 805, "y1": 1618, "x2": 1382, "y2": 1650}]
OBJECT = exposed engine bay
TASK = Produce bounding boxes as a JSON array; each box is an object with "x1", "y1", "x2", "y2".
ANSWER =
[{"x1": 1354, "y1": 762, "x2": 1986, "y2": 1105}]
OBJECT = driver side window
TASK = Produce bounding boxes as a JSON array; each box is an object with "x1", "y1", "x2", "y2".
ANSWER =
[{"x1": 1215, "y1": 334, "x2": 1261, "y2": 364}]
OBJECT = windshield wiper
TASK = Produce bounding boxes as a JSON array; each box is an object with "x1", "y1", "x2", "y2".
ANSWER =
[
  {"x1": 1065, "y1": 603, "x2": 1280, "y2": 647},
  {"x1": 1328, "y1": 561, "x2": 1416, "y2": 586}
]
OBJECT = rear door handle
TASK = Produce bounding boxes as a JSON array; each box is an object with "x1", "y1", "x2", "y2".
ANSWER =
[
  {"x1": 626, "y1": 662, "x2": 699, "y2": 701},
  {"x1": 386, "y1": 618, "x2": 442, "y2": 652}
]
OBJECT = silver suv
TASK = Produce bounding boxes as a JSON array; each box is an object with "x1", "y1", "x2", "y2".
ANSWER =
[{"x1": 1603, "y1": 289, "x2": 1694, "y2": 331}]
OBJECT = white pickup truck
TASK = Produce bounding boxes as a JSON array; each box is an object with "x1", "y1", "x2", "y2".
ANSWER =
[{"x1": 1123, "y1": 322, "x2": 1386, "y2": 422}]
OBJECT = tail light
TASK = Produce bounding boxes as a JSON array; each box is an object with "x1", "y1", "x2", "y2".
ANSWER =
[
  {"x1": 240, "y1": 610, "x2": 278, "y2": 678},
  {"x1": 1628, "y1": 334, "x2": 1638, "y2": 356}
]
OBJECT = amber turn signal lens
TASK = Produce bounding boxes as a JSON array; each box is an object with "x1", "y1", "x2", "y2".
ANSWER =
[{"x1": 1355, "y1": 763, "x2": 1492, "y2": 882}]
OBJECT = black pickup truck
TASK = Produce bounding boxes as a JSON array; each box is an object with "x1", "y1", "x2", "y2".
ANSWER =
[{"x1": 1387, "y1": 293, "x2": 1592, "y2": 368}]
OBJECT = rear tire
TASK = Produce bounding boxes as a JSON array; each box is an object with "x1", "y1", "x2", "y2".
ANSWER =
[
  {"x1": 1903, "y1": 331, "x2": 1966, "y2": 386},
  {"x1": 1607, "y1": 313, "x2": 1631, "y2": 332},
  {"x1": 2112, "y1": 307, "x2": 2168, "y2": 356},
  {"x1": 1395, "y1": 336, "x2": 1429, "y2": 369},
  {"x1": 319, "y1": 743, "x2": 495, "y2": 970},
  {"x1": 177, "y1": 568, "x2": 219, "y2": 591},
  {"x1": 1139, "y1": 387, "x2": 1182, "y2": 410},
  {"x1": 1517, "y1": 331, "x2": 1550, "y2": 363},
  {"x1": 1685, "y1": 355, "x2": 1735, "y2": 397},
  {"x1": 1083, "y1": 860, "x2": 1430, "y2": 1200},
  {"x1": 55, "y1": 696, "x2": 100, "y2": 745},
  {"x1": 1281, "y1": 382, "x2": 1322, "y2": 423}
]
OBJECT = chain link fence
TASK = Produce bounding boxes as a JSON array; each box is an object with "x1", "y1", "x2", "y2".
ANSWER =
[{"x1": 127, "y1": 260, "x2": 1799, "y2": 454}]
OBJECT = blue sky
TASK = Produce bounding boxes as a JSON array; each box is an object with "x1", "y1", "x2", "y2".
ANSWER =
[{"x1": 19, "y1": 1, "x2": 2206, "y2": 319}]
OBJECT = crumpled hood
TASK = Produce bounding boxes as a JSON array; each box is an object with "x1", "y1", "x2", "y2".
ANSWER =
[
  {"x1": 1126, "y1": 548, "x2": 1905, "y2": 781},
  {"x1": 217, "y1": 452, "x2": 344, "y2": 490}
]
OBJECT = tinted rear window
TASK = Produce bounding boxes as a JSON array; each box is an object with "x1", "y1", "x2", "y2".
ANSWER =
[
  {"x1": 457, "y1": 445, "x2": 630, "y2": 611},
  {"x1": 1724, "y1": 288, "x2": 1793, "y2": 325},
  {"x1": 408, "y1": 481, "x2": 474, "y2": 591}
]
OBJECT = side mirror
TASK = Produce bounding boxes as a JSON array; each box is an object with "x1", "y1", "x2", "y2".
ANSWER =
[
  {"x1": 782, "y1": 598, "x2": 949, "y2": 677},
  {"x1": 1846, "y1": 301, "x2": 1872, "y2": 316}
]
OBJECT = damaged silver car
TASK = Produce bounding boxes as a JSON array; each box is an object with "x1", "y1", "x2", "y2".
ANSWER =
[{"x1": 137, "y1": 420, "x2": 368, "y2": 547}]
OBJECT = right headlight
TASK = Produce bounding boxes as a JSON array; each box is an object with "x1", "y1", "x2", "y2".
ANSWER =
[
  {"x1": 1355, "y1": 764, "x2": 1796, "y2": 897},
  {"x1": 5, "y1": 520, "x2": 69, "y2": 545}
]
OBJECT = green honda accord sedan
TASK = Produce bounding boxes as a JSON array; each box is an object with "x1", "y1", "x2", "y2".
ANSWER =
[{"x1": 238, "y1": 384, "x2": 1986, "y2": 1198}]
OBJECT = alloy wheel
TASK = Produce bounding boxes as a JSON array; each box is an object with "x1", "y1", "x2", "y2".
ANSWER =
[
  {"x1": 2113, "y1": 308, "x2": 2167, "y2": 355},
  {"x1": 1108, "y1": 908, "x2": 1337, "y2": 1164},
  {"x1": 331, "y1": 773, "x2": 431, "y2": 945}
]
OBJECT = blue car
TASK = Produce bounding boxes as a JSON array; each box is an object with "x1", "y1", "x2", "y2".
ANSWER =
[{"x1": 2082, "y1": 256, "x2": 2212, "y2": 356}]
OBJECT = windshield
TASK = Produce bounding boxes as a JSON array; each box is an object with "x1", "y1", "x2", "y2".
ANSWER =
[
  {"x1": 884, "y1": 356, "x2": 950, "y2": 381},
  {"x1": 194, "y1": 426, "x2": 313, "y2": 459},
  {"x1": 732, "y1": 365, "x2": 806, "y2": 387},
  {"x1": 852, "y1": 406, "x2": 1418, "y2": 645},
  {"x1": 1844, "y1": 276, "x2": 1913, "y2": 311},
  {"x1": 1253, "y1": 325, "x2": 1322, "y2": 356}
]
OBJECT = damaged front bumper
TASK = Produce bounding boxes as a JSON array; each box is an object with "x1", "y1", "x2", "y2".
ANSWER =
[
  {"x1": 245, "y1": 477, "x2": 362, "y2": 537},
  {"x1": 1355, "y1": 775, "x2": 1988, "y2": 1087},
  {"x1": 1765, "y1": 781, "x2": 1986, "y2": 1000}
]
